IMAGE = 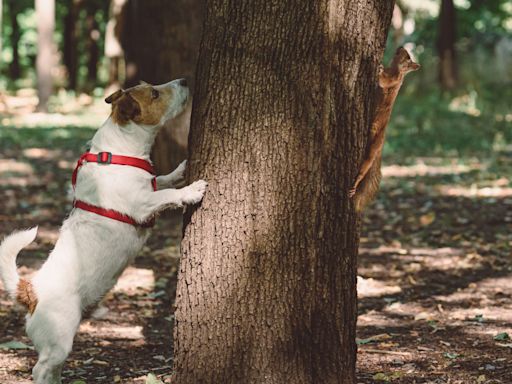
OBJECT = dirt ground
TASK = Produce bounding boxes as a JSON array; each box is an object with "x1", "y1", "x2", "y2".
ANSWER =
[{"x1": 0, "y1": 99, "x2": 511, "y2": 383}]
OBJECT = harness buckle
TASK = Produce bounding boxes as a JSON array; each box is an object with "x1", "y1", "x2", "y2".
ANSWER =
[{"x1": 97, "y1": 152, "x2": 112, "y2": 164}]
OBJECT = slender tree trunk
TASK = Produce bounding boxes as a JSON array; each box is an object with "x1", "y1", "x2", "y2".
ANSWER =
[
  {"x1": 437, "y1": 0, "x2": 457, "y2": 90},
  {"x1": 120, "y1": 0, "x2": 203, "y2": 174},
  {"x1": 84, "y1": 1, "x2": 100, "y2": 91},
  {"x1": 7, "y1": 0, "x2": 21, "y2": 80},
  {"x1": 35, "y1": 0, "x2": 55, "y2": 112},
  {"x1": 173, "y1": 1, "x2": 394, "y2": 383},
  {"x1": 63, "y1": 0, "x2": 80, "y2": 91},
  {"x1": 0, "y1": 0, "x2": 3, "y2": 74},
  {"x1": 392, "y1": 3, "x2": 405, "y2": 50},
  {"x1": 105, "y1": 0, "x2": 127, "y2": 89}
]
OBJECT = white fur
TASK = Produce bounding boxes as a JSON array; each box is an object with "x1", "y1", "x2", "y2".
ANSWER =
[{"x1": 0, "y1": 79, "x2": 206, "y2": 384}]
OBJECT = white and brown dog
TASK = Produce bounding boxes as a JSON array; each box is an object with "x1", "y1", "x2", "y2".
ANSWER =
[{"x1": 0, "y1": 79, "x2": 206, "y2": 384}]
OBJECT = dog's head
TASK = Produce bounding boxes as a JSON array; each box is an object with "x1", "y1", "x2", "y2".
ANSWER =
[{"x1": 105, "y1": 79, "x2": 189, "y2": 128}]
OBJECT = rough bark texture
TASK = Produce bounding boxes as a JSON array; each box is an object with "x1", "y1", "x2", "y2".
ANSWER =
[
  {"x1": 119, "y1": 0, "x2": 203, "y2": 174},
  {"x1": 437, "y1": 0, "x2": 457, "y2": 90},
  {"x1": 35, "y1": 0, "x2": 55, "y2": 112},
  {"x1": 173, "y1": 1, "x2": 394, "y2": 383}
]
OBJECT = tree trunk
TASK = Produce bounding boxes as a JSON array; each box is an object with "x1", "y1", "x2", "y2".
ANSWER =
[
  {"x1": 63, "y1": 0, "x2": 80, "y2": 91},
  {"x1": 7, "y1": 0, "x2": 21, "y2": 80},
  {"x1": 173, "y1": 1, "x2": 394, "y2": 383},
  {"x1": 120, "y1": 0, "x2": 203, "y2": 174},
  {"x1": 437, "y1": 0, "x2": 457, "y2": 90},
  {"x1": 84, "y1": 1, "x2": 100, "y2": 92},
  {"x1": 35, "y1": 0, "x2": 55, "y2": 112},
  {"x1": 0, "y1": 0, "x2": 3, "y2": 73},
  {"x1": 105, "y1": 0, "x2": 127, "y2": 89}
]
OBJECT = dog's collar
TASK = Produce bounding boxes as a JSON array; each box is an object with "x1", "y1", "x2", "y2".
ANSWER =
[{"x1": 72, "y1": 151, "x2": 156, "y2": 228}]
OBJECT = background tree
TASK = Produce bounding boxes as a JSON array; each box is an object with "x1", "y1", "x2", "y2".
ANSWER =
[
  {"x1": 62, "y1": 0, "x2": 80, "y2": 91},
  {"x1": 173, "y1": 1, "x2": 394, "y2": 383},
  {"x1": 437, "y1": 0, "x2": 457, "y2": 90},
  {"x1": 35, "y1": 0, "x2": 55, "y2": 112},
  {"x1": 0, "y1": 0, "x2": 3, "y2": 73},
  {"x1": 118, "y1": 0, "x2": 204, "y2": 174},
  {"x1": 7, "y1": 0, "x2": 21, "y2": 80},
  {"x1": 104, "y1": 0, "x2": 126, "y2": 90}
]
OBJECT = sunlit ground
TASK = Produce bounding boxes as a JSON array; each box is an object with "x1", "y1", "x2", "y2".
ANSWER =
[{"x1": 0, "y1": 93, "x2": 511, "y2": 383}]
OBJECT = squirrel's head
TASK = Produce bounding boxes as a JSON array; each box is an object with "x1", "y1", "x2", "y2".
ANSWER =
[{"x1": 395, "y1": 47, "x2": 420, "y2": 73}]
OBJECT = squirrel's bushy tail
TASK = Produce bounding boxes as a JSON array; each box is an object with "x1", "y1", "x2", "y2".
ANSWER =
[
  {"x1": 0, "y1": 227, "x2": 39, "y2": 313},
  {"x1": 354, "y1": 157, "x2": 382, "y2": 212}
]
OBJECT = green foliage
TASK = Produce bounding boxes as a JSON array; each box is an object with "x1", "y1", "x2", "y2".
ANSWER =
[
  {"x1": 1, "y1": 0, "x2": 110, "y2": 89},
  {"x1": 384, "y1": 51, "x2": 512, "y2": 157}
]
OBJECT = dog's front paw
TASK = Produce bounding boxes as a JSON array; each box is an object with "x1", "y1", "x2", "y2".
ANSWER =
[{"x1": 181, "y1": 180, "x2": 208, "y2": 205}]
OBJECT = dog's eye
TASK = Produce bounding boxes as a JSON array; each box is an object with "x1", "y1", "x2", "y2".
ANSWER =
[{"x1": 151, "y1": 89, "x2": 159, "y2": 100}]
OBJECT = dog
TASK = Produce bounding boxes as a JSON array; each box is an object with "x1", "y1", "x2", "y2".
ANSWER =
[{"x1": 0, "y1": 79, "x2": 207, "y2": 384}]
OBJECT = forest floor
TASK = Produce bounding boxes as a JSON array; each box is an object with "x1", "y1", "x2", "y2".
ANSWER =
[{"x1": 0, "y1": 93, "x2": 511, "y2": 383}]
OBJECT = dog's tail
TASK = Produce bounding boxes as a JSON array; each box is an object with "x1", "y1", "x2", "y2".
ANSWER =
[{"x1": 0, "y1": 227, "x2": 39, "y2": 313}]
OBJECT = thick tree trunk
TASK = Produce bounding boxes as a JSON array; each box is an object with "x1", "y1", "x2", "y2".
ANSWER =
[
  {"x1": 437, "y1": 0, "x2": 457, "y2": 90},
  {"x1": 63, "y1": 0, "x2": 80, "y2": 91},
  {"x1": 173, "y1": 1, "x2": 394, "y2": 383},
  {"x1": 35, "y1": 0, "x2": 55, "y2": 112},
  {"x1": 120, "y1": 0, "x2": 203, "y2": 174},
  {"x1": 7, "y1": 0, "x2": 21, "y2": 79}
]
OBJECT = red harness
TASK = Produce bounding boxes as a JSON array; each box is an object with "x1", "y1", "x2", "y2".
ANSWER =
[{"x1": 72, "y1": 152, "x2": 157, "y2": 228}]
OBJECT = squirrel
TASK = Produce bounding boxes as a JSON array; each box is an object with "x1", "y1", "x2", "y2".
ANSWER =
[{"x1": 349, "y1": 47, "x2": 420, "y2": 212}]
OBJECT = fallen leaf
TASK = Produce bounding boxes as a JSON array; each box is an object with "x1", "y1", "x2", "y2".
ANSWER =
[
  {"x1": 0, "y1": 341, "x2": 34, "y2": 350},
  {"x1": 494, "y1": 332, "x2": 510, "y2": 341}
]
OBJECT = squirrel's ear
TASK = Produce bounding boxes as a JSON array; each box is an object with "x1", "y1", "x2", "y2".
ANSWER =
[
  {"x1": 105, "y1": 89, "x2": 124, "y2": 104},
  {"x1": 139, "y1": 80, "x2": 150, "y2": 86}
]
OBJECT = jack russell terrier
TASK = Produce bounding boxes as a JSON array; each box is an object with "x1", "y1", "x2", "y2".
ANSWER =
[{"x1": 0, "y1": 78, "x2": 207, "y2": 384}]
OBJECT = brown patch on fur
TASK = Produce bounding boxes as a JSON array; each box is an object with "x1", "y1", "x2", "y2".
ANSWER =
[
  {"x1": 16, "y1": 278, "x2": 38, "y2": 314},
  {"x1": 110, "y1": 92, "x2": 142, "y2": 125},
  {"x1": 106, "y1": 83, "x2": 174, "y2": 126},
  {"x1": 351, "y1": 47, "x2": 419, "y2": 212}
]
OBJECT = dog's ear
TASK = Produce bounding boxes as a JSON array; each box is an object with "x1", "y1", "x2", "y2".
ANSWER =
[
  {"x1": 105, "y1": 89, "x2": 124, "y2": 104},
  {"x1": 111, "y1": 93, "x2": 141, "y2": 125}
]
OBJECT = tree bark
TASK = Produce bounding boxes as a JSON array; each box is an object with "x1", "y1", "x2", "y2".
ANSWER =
[
  {"x1": 105, "y1": 0, "x2": 127, "y2": 89},
  {"x1": 119, "y1": 0, "x2": 203, "y2": 174},
  {"x1": 7, "y1": 0, "x2": 21, "y2": 80},
  {"x1": 84, "y1": 1, "x2": 100, "y2": 92},
  {"x1": 0, "y1": 0, "x2": 3, "y2": 73},
  {"x1": 35, "y1": 0, "x2": 55, "y2": 112},
  {"x1": 173, "y1": 1, "x2": 394, "y2": 383},
  {"x1": 437, "y1": 0, "x2": 457, "y2": 90},
  {"x1": 63, "y1": 0, "x2": 80, "y2": 91}
]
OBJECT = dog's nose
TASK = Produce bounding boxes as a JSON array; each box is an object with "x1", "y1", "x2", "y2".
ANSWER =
[{"x1": 178, "y1": 78, "x2": 187, "y2": 87}]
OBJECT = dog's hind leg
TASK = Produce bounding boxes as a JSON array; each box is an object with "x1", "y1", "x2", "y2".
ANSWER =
[{"x1": 27, "y1": 299, "x2": 81, "y2": 384}]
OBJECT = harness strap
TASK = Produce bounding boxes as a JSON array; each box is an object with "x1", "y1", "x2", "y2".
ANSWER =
[
  {"x1": 72, "y1": 152, "x2": 155, "y2": 188},
  {"x1": 73, "y1": 200, "x2": 155, "y2": 228},
  {"x1": 72, "y1": 151, "x2": 157, "y2": 228}
]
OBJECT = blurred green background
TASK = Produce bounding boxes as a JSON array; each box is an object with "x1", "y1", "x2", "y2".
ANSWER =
[{"x1": 0, "y1": 0, "x2": 511, "y2": 157}]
